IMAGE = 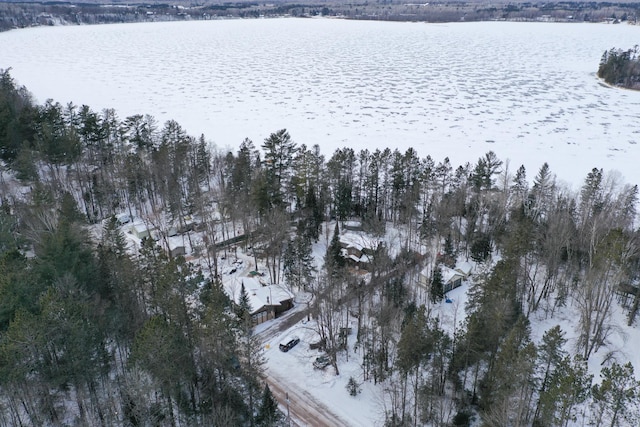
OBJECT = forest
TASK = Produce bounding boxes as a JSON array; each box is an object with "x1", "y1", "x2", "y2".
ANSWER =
[
  {"x1": 2, "y1": 1, "x2": 640, "y2": 32},
  {"x1": 1, "y1": 65, "x2": 640, "y2": 426},
  {"x1": 598, "y1": 46, "x2": 640, "y2": 90}
]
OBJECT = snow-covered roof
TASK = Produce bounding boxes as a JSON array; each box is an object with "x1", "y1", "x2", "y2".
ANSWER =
[
  {"x1": 339, "y1": 231, "x2": 380, "y2": 252},
  {"x1": 343, "y1": 220, "x2": 362, "y2": 230},
  {"x1": 347, "y1": 253, "x2": 372, "y2": 264},
  {"x1": 456, "y1": 261, "x2": 473, "y2": 276},
  {"x1": 129, "y1": 221, "x2": 156, "y2": 237},
  {"x1": 441, "y1": 266, "x2": 464, "y2": 284},
  {"x1": 226, "y1": 277, "x2": 294, "y2": 315}
]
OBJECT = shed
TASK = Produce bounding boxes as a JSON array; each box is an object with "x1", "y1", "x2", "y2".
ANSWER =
[
  {"x1": 170, "y1": 245, "x2": 186, "y2": 258},
  {"x1": 455, "y1": 261, "x2": 474, "y2": 279}
]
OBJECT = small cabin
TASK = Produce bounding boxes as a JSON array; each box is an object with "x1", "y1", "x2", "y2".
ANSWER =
[
  {"x1": 129, "y1": 222, "x2": 155, "y2": 240},
  {"x1": 420, "y1": 265, "x2": 465, "y2": 293},
  {"x1": 228, "y1": 278, "x2": 295, "y2": 325},
  {"x1": 441, "y1": 266, "x2": 464, "y2": 293}
]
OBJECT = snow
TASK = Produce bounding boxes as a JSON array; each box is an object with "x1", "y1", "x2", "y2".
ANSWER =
[
  {"x1": 340, "y1": 230, "x2": 380, "y2": 252},
  {"x1": 262, "y1": 314, "x2": 387, "y2": 426},
  {"x1": 3, "y1": 18, "x2": 640, "y2": 425},
  {"x1": 1, "y1": 19, "x2": 640, "y2": 189},
  {"x1": 224, "y1": 276, "x2": 293, "y2": 314}
]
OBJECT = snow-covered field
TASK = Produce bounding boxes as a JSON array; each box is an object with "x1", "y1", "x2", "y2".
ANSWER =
[{"x1": 1, "y1": 19, "x2": 640, "y2": 188}]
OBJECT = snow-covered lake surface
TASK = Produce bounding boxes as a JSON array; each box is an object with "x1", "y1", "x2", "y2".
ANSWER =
[{"x1": 1, "y1": 19, "x2": 640, "y2": 187}]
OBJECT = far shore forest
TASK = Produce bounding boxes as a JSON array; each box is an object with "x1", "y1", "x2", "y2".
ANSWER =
[
  {"x1": 2, "y1": 1, "x2": 640, "y2": 32},
  {"x1": 2, "y1": 60, "x2": 640, "y2": 427},
  {"x1": 598, "y1": 45, "x2": 640, "y2": 90}
]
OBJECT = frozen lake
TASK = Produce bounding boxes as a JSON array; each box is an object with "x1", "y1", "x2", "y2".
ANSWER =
[{"x1": 1, "y1": 18, "x2": 640, "y2": 187}]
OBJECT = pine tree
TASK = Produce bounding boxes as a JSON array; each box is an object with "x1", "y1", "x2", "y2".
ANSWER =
[
  {"x1": 430, "y1": 265, "x2": 444, "y2": 303},
  {"x1": 533, "y1": 325, "x2": 568, "y2": 422},
  {"x1": 304, "y1": 186, "x2": 323, "y2": 241},
  {"x1": 511, "y1": 164, "x2": 528, "y2": 203},
  {"x1": 470, "y1": 233, "x2": 491, "y2": 263},
  {"x1": 236, "y1": 282, "x2": 253, "y2": 324},
  {"x1": 441, "y1": 233, "x2": 456, "y2": 268},
  {"x1": 346, "y1": 377, "x2": 361, "y2": 396},
  {"x1": 325, "y1": 221, "x2": 345, "y2": 273},
  {"x1": 592, "y1": 362, "x2": 640, "y2": 427},
  {"x1": 536, "y1": 355, "x2": 591, "y2": 427},
  {"x1": 283, "y1": 234, "x2": 316, "y2": 291},
  {"x1": 255, "y1": 384, "x2": 281, "y2": 426},
  {"x1": 528, "y1": 162, "x2": 555, "y2": 220},
  {"x1": 479, "y1": 316, "x2": 536, "y2": 426},
  {"x1": 261, "y1": 129, "x2": 297, "y2": 210}
]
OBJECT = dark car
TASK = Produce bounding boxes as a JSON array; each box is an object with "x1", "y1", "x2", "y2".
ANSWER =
[
  {"x1": 279, "y1": 336, "x2": 300, "y2": 352},
  {"x1": 313, "y1": 355, "x2": 331, "y2": 370}
]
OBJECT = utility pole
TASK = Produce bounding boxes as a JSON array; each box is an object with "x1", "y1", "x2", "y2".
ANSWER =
[{"x1": 286, "y1": 391, "x2": 290, "y2": 426}]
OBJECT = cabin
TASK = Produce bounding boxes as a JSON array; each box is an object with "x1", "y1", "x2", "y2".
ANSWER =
[
  {"x1": 339, "y1": 233, "x2": 379, "y2": 271},
  {"x1": 420, "y1": 265, "x2": 466, "y2": 293},
  {"x1": 129, "y1": 221, "x2": 156, "y2": 240},
  {"x1": 441, "y1": 266, "x2": 465, "y2": 293},
  {"x1": 228, "y1": 278, "x2": 294, "y2": 325}
]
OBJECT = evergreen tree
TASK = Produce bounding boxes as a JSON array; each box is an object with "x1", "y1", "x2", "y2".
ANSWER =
[
  {"x1": 479, "y1": 316, "x2": 536, "y2": 426},
  {"x1": 13, "y1": 142, "x2": 38, "y2": 181},
  {"x1": 455, "y1": 260, "x2": 521, "y2": 396},
  {"x1": 261, "y1": 129, "x2": 297, "y2": 210},
  {"x1": 430, "y1": 265, "x2": 444, "y2": 303},
  {"x1": 441, "y1": 233, "x2": 456, "y2": 268},
  {"x1": 236, "y1": 282, "x2": 253, "y2": 324},
  {"x1": 130, "y1": 315, "x2": 195, "y2": 424},
  {"x1": 303, "y1": 185, "x2": 323, "y2": 241},
  {"x1": 592, "y1": 362, "x2": 640, "y2": 427},
  {"x1": 598, "y1": 46, "x2": 640, "y2": 88},
  {"x1": 283, "y1": 233, "x2": 316, "y2": 291},
  {"x1": 0, "y1": 69, "x2": 37, "y2": 163},
  {"x1": 533, "y1": 325, "x2": 568, "y2": 422},
  {"x1": 529, "y1": 162, "x2": 555, "y2": 220},
  {"x1": 536, "y1": 355, "x2": 591, "y2": 427},
  {"x1": 469, "y1": 233, "x2": 491, "y2": 263},
  {"x1": 346, "y1": 377, "x2": 361, "y2": 396},
  {"x1": 325, "y1": 221, "x2": 345, "y2": 273},
  {"x1": 511, "y1": 164, "x2": 528, "y2": 202},
  {"x1": 255, "y1": 384, "x2": 280, "y2": 426}
]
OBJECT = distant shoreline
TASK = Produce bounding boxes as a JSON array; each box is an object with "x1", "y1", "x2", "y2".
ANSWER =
[{"x1": 2, "y1": 1, "x2": 640, "y2": 33}]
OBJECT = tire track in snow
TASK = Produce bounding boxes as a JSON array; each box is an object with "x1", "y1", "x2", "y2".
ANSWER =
[{"x1": 265, "y1": 369, "x2": 351, "y2": 427}]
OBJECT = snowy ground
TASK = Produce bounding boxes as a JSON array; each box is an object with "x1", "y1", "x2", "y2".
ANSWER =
[
  {"x1": 90, "y1": 211, "x2": 640, "y2": 426},
  {"x1": 5, "y1": 18, "x2": 640, "y2": 425},
  {"x1": 1, "y1": 19, "x2": 640, "y2": 188}
]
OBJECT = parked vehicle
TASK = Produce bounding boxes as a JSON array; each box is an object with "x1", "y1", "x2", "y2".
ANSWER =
[
  {"x1": 279, "y1": 336, "x2": 300, "y2": 352},
  {"x1": 313, "y1": 355, "x2": 331, "y2": 369}
]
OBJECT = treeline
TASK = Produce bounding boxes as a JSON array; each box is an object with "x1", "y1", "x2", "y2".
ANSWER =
[
  {"x1": 598, "y1": 46, "x2": 640, "y2": 90},
  {"x1": 0, "y1": 70, "x2": 283, "y2": 425},
  {"x1": 2, "y1": 66, "x2": 640, "y2": 426},
  {"x1": 2, "y1": 1, "x2": 640, "y2": 32},
  {"x1": 309, "y1": 155, "x2": 640, "y2": 425}
]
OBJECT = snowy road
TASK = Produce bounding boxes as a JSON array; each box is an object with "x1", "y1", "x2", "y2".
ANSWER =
[
  {"x1": 265, "y1": 371, "x2": 351, "y2": 427},
  {"x1": 258, "y1": 306, "x2": 354, "y2": 426}
]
